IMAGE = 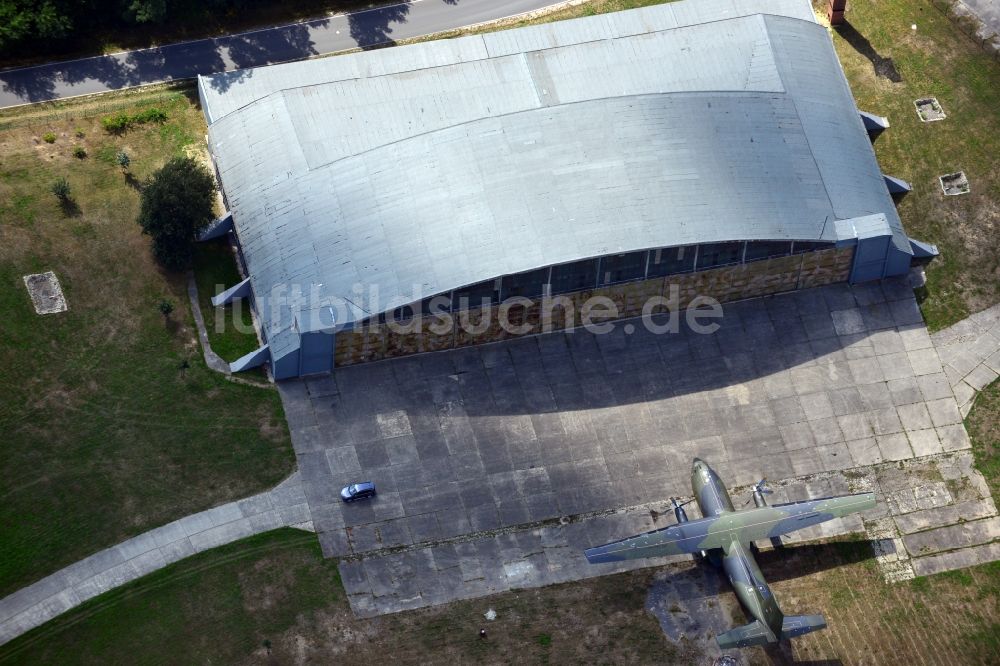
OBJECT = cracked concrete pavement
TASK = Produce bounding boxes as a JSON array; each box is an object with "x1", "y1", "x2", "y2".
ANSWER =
[{"x1": 280, "y1": 278, "x2": 998, "y2": 617}]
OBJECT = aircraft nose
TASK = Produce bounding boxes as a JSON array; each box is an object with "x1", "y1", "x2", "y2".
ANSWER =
[{"x1": 692, "y1": 458, "x2": 705, "y2": 469}]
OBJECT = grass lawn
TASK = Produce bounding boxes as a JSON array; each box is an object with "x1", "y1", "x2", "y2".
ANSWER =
[
  {"x1": 0, "y1": 85, "x2": 293, "y2": 599},
  {"x1": 824, "y1": 0, "x2": 1000, "y2": 331},
  {"x1": 2, "y1": 528, "x2": 997, "y2": 665},
  {"x1": 192, "y1": 240, "x2": 262, "y2": 364},
  {"x1": 416, "y1": 0, "x2": 1000, "y2": 332},
  {"x1": 967, "y1": 378, "x2": 1000, "y2": 498}
]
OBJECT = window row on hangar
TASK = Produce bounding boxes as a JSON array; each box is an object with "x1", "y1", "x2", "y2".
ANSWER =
[{"x1": 365, "y1": 239, "x2": 835, "y2": 324}]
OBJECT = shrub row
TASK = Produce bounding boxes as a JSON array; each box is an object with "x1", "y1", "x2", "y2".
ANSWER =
[{"x1": 101, "y1": 107, "x2": 168, "y2": 133}]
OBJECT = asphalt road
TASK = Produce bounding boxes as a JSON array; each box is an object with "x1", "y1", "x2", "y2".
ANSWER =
[{"x1": 0, "y1": 0, "x2": 564, "y2": 109}]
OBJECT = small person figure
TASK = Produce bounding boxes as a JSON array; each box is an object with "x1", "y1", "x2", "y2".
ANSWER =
[{"x1": 479, "y1": 628, "x2": 487, "y2": 640}]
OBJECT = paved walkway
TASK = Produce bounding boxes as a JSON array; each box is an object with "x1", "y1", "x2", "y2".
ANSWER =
[
  {"x1": 953, "y1": 0, "x2": 1000, "y2": 51},
  {"x1": 186, "y1": 272, "x2": 231, "y2": 374},
  {"x1": 0, "y1": 0, "x2": 568, "y2": 108},
  {"x1": 931, "y1": 302, "x2": 1000, "y2": 415},
  {"x1": 0, "y1": 472, "x2": 311, "y2": 646}
]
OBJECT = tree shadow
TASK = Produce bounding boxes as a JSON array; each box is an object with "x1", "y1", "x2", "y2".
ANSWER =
[
  {"x1": 1, "y1": 19, "x2": 326, "y2": 105},
  {"x1": 835, "y1": 22, "x2": 903, "y2": 82},
  {"x1": 59, "y1": 197, "x2": 82, "y2": 217},
  {"x1": 0, "y1": 71, "x2": 58, "y2": 104},
  {"x1": 124, "y1": 172, "x2": 145, "y2": 191},
  {"x1": 205, "y1": 21, "x2": 325, "y2": 94},
  {"x1": 349, "y1": 4, "x2": 411, "y2": 49}
]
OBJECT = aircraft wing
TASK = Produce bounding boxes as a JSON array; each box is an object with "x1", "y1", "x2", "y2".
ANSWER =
[
  {"x1": 584, "y1": 493, "x2": 874, "y2": 563},
  {"x1": 585, "y1": 520, "x2": 707, "y2": 563},
  {"x1": 713, "y1": 492, "x2": 876, "y2": 547}
]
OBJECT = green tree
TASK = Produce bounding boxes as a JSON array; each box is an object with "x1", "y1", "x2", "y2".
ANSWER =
[
  {"x1": 124, "y1": 0, "x2": 167, "y2": 23},
  {"x1": 0, "y1": 0, "x2": 72, "y2": 50},
  {"x1": 137, "y1": 156, "x2": 215, "y2": 271},
  {"x1": 116, "y1": 150, "x2": 131, "y2": 172}
]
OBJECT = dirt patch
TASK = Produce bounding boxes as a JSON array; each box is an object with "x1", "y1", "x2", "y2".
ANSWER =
[
  {"x1": 258, "y1": 409, "x2": 286, "y2": 443},
  {"x1": 239, "y1": 558, "x2": 296, "y2": 613},
  {"x1": 253, "y1": 569, "x2": 696, "y2": 666}
]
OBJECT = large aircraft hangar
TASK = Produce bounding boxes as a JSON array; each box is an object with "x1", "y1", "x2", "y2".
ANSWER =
[{"x1": 197, "y1": 0, "x2": 933, "y2": 379}]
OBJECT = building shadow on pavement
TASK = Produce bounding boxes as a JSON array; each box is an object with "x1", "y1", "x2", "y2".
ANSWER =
[{"x1": 285, "y1": 278, "x2": 945, "y2": 561}]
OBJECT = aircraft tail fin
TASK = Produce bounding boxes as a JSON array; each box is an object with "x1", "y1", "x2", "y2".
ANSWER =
[
  {"x1": 716, "y1": 620, "x2": 774, "y2": 649},
  {"x1": 781, "y1": 614, "x2": 827, "y2": 639}
]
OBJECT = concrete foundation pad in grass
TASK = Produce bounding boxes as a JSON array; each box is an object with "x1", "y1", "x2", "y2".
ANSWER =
[
  {"x1": 22, "y1": 271, "x2": 67, "y2": 315},
  {"x1": 914, "y1": 97, "x2": 946, "y2": 121},
  {"x1": 939, "y1": 171, "x2": 970, "y2": 196}
]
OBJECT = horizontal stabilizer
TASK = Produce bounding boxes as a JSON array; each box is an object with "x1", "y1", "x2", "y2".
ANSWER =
[
  {"x1": 716, "y1": 620, "x2": 774, "y2": 649},
  {"x1": 781, "y1": 614, "x2": 827, "y2": 639}
]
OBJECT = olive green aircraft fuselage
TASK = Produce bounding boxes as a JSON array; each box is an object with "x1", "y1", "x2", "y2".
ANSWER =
[{"x1": 585, "y1": 458, "x2": 876, "y2": 648}]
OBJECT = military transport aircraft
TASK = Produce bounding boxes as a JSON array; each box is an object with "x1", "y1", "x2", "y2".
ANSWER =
[{"x1": 584, "y1": 458, "x2": 875, "y2": 649}]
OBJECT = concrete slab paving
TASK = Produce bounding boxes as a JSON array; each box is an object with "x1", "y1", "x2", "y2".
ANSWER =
[
  {"x1": 912, "y1": 541, "x2": 1000, "y2": 577},
  {"x1": 288, "y1": 283, "x2": 938, "y2": 559},
  {"x1": 902, "y1": 516, "x2": 1000, "y2": 557},
  {"x1": 932, "y1": 302, "x2": 1000, "y2": 415},
  {"x1": 268, "y1": 280, "x2": 1000, "y2": 616},
  {"x1": 334, "y1": 450, "x2": 997, "y2": 616}
]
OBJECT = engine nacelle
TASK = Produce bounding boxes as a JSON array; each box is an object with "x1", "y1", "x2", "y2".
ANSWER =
[{"x1": 673, "y1": 500, "x2": 689, "y2": 523}]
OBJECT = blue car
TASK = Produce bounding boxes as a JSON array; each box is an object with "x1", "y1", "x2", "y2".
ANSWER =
[{"x1": 341, "y1": 481, "x2": 376, "y2": 503}]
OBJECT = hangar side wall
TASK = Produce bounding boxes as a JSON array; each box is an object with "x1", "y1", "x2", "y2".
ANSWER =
[{"x1": 332, "y1": 246, "x2": 854, "y2": 367}]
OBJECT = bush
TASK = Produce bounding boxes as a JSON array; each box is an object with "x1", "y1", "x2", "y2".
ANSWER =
[
  {"x1": 42, "y1": 132, "x2": 56, "y2": 143},
  {"x1": 158, "y1": 300, "x2": 174, "y2": 317},
  {"x1": 51, "y1": 177, "x2": 71, "y2": 200},
  {"x1": 101, "y1": 112, "x2": 132, "y2": 134},
  {"x1": 138, "y1": 156, "x2": 215, "y2": 271},
  {"x1": 101, "y1": 107, "x2": 168, "y2": 134},
  {"x1": 72, "y1": 146, "x2": 87, "y2": 159},
  {"x1": 116, "y1": 150, "x2": 131, "y2": 171},
  {"x1": 74, "y1": 128, "x2": 85, "y2": 138},
  {"x1": 135, "y1": 107, "x2": 167, "y2": 124}
]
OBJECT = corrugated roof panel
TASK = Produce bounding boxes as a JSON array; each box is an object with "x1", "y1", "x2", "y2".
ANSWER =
[
  {"x1": 763, "y1": 14, "x2": 908, "y2": 250},
  {"x1": 205, "y1": 0, "x2": 902, "y2": 341}
]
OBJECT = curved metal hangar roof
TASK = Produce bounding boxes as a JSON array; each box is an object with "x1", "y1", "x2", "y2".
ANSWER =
[{"x1": 200, "y1": 0, "x2": 906, "y2": 340}]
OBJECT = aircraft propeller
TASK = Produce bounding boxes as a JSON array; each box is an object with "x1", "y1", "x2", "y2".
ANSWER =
[
  {"x1": 745, "y1": 478, "x2": 773, "y2": 506},
  {"x1": 671, "y1": 497, "x2": 693, "y2": 523}
]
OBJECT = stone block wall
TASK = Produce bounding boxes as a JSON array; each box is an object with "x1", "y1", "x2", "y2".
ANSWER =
[{"x1": 333, "y1": 246, "x2": 855, "y2": 367}]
